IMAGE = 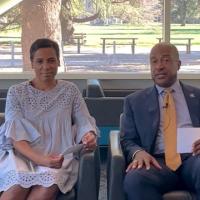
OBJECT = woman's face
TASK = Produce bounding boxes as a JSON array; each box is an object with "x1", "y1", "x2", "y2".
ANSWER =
[{"x1": 31, "y1": 47, "x2": 60, "y2": 82}]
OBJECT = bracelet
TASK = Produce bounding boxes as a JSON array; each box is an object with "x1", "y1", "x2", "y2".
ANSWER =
[{"x1": 132, "y1": 149, "x2": 144, "y2": 161}]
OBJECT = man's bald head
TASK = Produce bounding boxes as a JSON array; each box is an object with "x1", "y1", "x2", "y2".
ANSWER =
[
  {"x1": 150, "y1": 42, "x2": 181, "y2": 87},
  {"x1": 150, "y1": 42, "x2": 180, "y2": 61}
]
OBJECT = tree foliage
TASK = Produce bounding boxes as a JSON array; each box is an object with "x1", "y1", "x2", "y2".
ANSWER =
[
  {"x1": 171, "y1": 0, "x2": 200, "y2": 25},
  {"x1": 98, "y1": 0, "x2": 162, "y2": 25},
  {"x1": 1, "y1": 0, "x2": 200, "y2": 38},
  {"x1": 0, "y1": 4, "x2": 21, "y2": 30}
]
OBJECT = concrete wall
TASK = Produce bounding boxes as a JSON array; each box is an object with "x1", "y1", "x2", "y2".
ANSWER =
[{"x1": 0, "y1": 72, "x2": 199, "y2": 93}]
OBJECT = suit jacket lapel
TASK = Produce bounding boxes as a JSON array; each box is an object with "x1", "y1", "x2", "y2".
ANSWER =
[
  {"x1": 181, "y1": 83, "x2": 200, "y2": 127},
  {"x1": 145, "y1": 87, "x2": 160, "y2": 148}
]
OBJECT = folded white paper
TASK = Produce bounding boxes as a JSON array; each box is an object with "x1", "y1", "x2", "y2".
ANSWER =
[{"x1": 177, "y1": 128, "x2": 200, "y2": 153}]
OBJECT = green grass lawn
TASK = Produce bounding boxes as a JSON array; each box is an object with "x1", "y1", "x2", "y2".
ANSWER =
[
  {"x1": 0, "y1": 23, "x2": 200, "y2": 47},
  {"x1": 74, "y1": 23, "x2": 200, "y2": 47}
]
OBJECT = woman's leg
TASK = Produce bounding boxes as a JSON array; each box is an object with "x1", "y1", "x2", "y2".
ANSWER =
[
  {"x1": 0, "y1": 185, "x2": 30, "y2": 200},
  {"x1": 27, "y1": 184, "x2": 60, "y2": 200}
]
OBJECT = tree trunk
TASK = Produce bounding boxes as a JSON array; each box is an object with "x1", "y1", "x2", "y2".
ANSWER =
[
  {"x1": 21, "y1": 0, "x2": 64, "y2": 71},
  {"x1": 180, "y1": 0, "x2": 187, "y2": 26},
  {"x1": 61, "y1": 0, "x2": 74, "y2": 44}
]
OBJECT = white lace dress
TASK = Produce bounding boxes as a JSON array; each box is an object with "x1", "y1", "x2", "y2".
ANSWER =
[{"x1": 0, "y1": 80, "x2": 96, "y2": 193}]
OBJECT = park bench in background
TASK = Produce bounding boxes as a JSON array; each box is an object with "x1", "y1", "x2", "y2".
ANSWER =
[
  {"x1": 0, "y1": 34, "x2": 87, "y2": 58},
  {"x1": 62, "y1": 33, "x2": 86, "y2": 54},
  {"x1": 73, "y1": 33, "x2": 87, "y2": 44},
  {"x1": 157, "y1": 37, "x2": 193, "y2": 54},
  {"x1": 0, "y1": 36, "x2": 21, "y2": 64},
  {"x1": 100, "y1": 37, "x2": 138, "y2": 54},
  {"x1": 73, "y1": 33, "x2": 87, "y2": 53}
]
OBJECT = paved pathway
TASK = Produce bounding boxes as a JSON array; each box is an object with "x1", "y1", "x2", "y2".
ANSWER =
[{"x1": 0, "y1": 46, "x2": 199, "y2": 73}]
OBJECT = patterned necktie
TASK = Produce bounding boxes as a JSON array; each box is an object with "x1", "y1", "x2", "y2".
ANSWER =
[{"x1": 163, "y1": 89, "x2": 181, "y2": 171}]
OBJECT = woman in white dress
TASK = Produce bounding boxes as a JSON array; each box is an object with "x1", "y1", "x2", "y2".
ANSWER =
[{"x1": 0, "y1": 38, "x2": 97, "y2": 200}]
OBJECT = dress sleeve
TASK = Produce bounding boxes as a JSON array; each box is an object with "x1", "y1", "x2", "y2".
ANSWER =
[
  {"x1": 0, "y1": 86, "x2": 41, "y2": 147},
  {"x1": 72, "y1": 86, "x2": 98, "y2": 143}
]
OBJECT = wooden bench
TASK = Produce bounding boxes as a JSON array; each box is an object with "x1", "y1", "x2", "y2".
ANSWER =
[
  {"x1": 0, "y1": 36, "x2": 21, "y2": 63},
  {"x1": 73, "y1": 33, "x2": 87, "y2": 53},
  {"x1": 62, "y1": 33, "x2": 86, "y2": 54},
  {"x1": 101, "y1": 37, "x2": 138, "y2": 54},
  {"x1": 157, "y1": 37, "x2": 193, "y2": 54},
  {"x1": 74, "y1": 33, "x2": 86, "y2": 44}
]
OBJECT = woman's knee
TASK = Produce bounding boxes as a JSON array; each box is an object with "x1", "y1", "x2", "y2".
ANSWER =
[
  {"x1": 0, "y1": 185, "x2": 30, "y2": 200},
  {"x1": 27, "y1": 185, "x2": 59, "y2": 200}
]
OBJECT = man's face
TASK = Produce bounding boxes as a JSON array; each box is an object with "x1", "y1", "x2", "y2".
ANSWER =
[{"x1": 150, "y1": 44, "x2": 181, "y2": 88}]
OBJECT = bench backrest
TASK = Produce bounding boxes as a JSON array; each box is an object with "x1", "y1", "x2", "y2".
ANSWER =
[
  {"x1": 0, "y1": 89, "x2": 8, "y2": 98},
  {"x1": 85, "y1": 79, "x2": 141, "y2": 98},
  {"x1": 0, "y1": 113, "x2": 5, "y2": 125},
  {"x1": 86, "y1": 79, "x2": 105, "y2": 97},
  {"x1": 104, "y1": 89, "x2": 140, "y2": 97},
  {"x1": 0, "y1": 98, "x2": 6, "y2": 113},
  {"x1": 85, "y1": 97, "x2": 124, "y2": 145}
]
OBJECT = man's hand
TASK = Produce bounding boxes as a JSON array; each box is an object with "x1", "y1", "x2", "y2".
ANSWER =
[
  {"x1": 126, "y1": 150, "x2": 162, "y2": 172},
  {"x1": 82, "y1": 131, "x2": 97, "y2": 151},
  {"x1": 192, "y1": 139, "x2": 200, "y2": 155}
]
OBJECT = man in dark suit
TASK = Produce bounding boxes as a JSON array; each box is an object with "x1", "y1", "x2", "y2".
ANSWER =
[{"x1": 121, "y1": 42, "x2": 200, "y2": 200}]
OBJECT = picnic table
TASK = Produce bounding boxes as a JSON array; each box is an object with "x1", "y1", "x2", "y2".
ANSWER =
[
  {"x1": 100, "y1": 37, "x2": 138, "y2": 54},
  {"x1": 157, "y1": 37, "x2": 193, "y2": 54},
  {"x1": 0, "y1": 36, "x2": 21, "y2": 65},
  {"x1": 73, "y1": 33, "x2": 86, "y2": 54}
]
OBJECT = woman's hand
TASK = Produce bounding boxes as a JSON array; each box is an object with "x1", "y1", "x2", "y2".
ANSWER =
[
  {"x1": 82, "y1": 131, "x2": 97, "y2": 151},
  {"x1": 41, "y1": 154, "x2": 64, "y2": 169},
  {"x1": 13, "y1": 140, "x2": 64, "y2": 168}
]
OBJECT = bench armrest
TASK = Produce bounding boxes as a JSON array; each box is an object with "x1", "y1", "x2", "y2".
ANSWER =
[
  {"x1": 107, "y1": 130, "x2": 126, "y2": 200},
  {"x1": 76, "y1": 146, "x2": 100, "y2": 200}
]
